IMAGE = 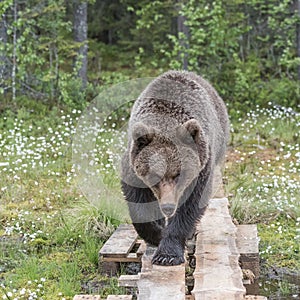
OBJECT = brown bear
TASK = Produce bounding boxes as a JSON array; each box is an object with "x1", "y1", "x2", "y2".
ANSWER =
[{"x1": 121, "y1": 70, "x2": 229, "y2": 266}]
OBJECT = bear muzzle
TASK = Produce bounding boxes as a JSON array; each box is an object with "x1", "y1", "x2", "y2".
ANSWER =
[
  {"x1": 160, "y1": 203, "x2": 176, "y2": 218},
  {"x1": 157, "y1": 179, "x2": 178, "y2": 218}
]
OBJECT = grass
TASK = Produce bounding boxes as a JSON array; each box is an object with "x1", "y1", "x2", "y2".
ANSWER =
[
  {"x1": 0, "y1": 102, "x2": 126, "y2": 299},
  {"x1": 0, "y1": 99, "x2": 299, "y2": 299},
  {"x1": 226, "y1": 105, "x2": 300, "y2": 270}
]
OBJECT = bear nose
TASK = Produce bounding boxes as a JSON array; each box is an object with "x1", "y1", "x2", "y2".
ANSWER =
[{"x1": 161, "y1": 204, "x2": 176, "y2": 217}]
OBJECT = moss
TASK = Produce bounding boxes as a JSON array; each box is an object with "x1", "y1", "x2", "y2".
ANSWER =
[{"x1": 258, "y1": 220, "x2": 300, "y2": 271}]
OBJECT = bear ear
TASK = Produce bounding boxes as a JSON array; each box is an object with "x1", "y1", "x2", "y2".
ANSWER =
[
  {"x1": 132, "y1": 122, "x2": 154, "y2": 151},
  {"x1": 177, "y1": 119, "x2": 209, "y2": 166},
  {"x1": 177, "y1": 119, "x2": 201, "y2": 144}
]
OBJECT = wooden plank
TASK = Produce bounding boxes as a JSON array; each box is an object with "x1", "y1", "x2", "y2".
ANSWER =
[
  {"x1": 137, "y1": 245, "x2": 186, "y2": 300},
  {"x1": 118, "y1": 274, "x2": 139, "y2": 287},
  {"x1": 136, "y1": 239, "x2": 147, "y2": 257},
  {"x1": 73, "y1": 296, "x2": 101, "y2": 300},
  {"x1": 106, "y1": 296, "x2": 133, "y2": 300},
  {"x1": 212, "y1": 165, "x2": 225, "y2": 198},
  {"x1": 99, "y1": 224, "x2": 138, "y2": 257},
  {"x1": 236, "y1": 225, "x2": 259, "y2": 254},
  {"x1": 245, "y1": 296, "x2": 267, "y2": 300},
  {"x1": 102, "y1": 253, "x2": 140, "y2": 263},
  {"x1": 99, "y1": 261, "x2": 120, "y2": 276},
  {"x1": 192, "y1": 198, "x2": 246, "y2": 300},
  {"x1": 236, "y1": 224, "x2": 260, "y2": 295}
]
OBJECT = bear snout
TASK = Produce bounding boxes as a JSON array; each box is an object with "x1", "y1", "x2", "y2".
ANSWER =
[{"x1": 160, "y1": 203, "x2": 176, "y2": 218}]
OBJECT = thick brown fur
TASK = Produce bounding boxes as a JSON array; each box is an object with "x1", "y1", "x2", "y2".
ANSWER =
[{"x1": 121, "y1": 70, "x2": 229, "y2": 265}]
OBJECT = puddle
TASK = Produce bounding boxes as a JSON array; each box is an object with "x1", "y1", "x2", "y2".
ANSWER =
[{"x1": 259, "y1": 267, "x2": 300, "y2": 299}]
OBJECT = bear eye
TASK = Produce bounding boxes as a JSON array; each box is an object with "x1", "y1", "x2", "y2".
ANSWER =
[{"x1": 136, "y1": 136, "x2": 151, "y2": 149}]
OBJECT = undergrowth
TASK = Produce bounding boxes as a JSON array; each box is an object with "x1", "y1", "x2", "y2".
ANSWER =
[{"x1": 0, "y1": 99, "x2": 299, "y2": 299}]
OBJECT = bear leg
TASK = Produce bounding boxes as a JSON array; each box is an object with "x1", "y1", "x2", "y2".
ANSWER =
[
  {"x1": 133, "y1": 220, "x2": 164, "y2": 246},
  {"x1": 152, "y1": 174, "x2": 212, "y2": 266},
  {"x1": 152, "y1": 203, "x2": 207, "y2": 266},
  {"x1": 121, "y1": 181, "x2": 166, "y2": 246}
]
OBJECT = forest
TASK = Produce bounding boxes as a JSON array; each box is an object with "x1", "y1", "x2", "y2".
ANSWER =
[
  {"x1": 1, "y1": 0, "x2": 300, "y2": 111},
  {"x1": 0, "y1": 1, "x2": 300, "y2": 300}
]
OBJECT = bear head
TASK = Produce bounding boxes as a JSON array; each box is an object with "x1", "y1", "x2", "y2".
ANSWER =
[{"x1": 129, "y1": 119, "x2": 209, "y2": 218}]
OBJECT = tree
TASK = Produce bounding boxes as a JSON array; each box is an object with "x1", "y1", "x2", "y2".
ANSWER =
[
  {"x1": 296, "y1": 0, "x2": 300, "y2": 80},
  {"x1": 0, "y1": 11, "x2": 8, "y2": 92},
  {"x1": 73, "y1": 0, "x2": 88, "y2": 88},
  {"x1": 176, "y1": 0, "x2": 189, "y2": 70},
  {"x1": 12, "y1": 0, "x2": 17, "y2": 101},
  {"x1": 0, "y1": 0, "x2": 83, "y2": 103}
]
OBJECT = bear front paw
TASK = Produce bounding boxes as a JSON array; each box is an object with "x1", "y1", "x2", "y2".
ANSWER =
[{"x1": 152, "y1": 250, "x2": 184, "y2": 266}]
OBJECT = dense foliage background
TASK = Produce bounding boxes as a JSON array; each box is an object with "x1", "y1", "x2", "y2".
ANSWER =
[
  {"x1": 1, "y1": 0, "x2": 300, "y2": 114},
  {"x1": 0, "y1": 1, "x2": 300, "y2": 300}
]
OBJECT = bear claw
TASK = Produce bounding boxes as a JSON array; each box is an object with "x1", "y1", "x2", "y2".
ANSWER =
[{"x1": 152, "y1": 252, "x2": 184, "y2": 266}]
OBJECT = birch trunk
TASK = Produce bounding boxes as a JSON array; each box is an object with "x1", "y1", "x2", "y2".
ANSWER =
[
  {"x1": 73, "y1": 0, "x2": 88, "y2": 88},
  {"x1": 177, "y1": 1, "x2": 189, "y2": 70},
  {"x1": 0, "y1": 13, "x2": 8, "y2": 89},
  {"x1": 12, "y1": 0, "x2": 17, "y2": 101},
  {"x1": 296, "y1": 0, "x2": 300, "y2": 80}
]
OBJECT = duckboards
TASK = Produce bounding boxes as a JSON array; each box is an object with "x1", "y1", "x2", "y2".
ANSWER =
[{"x1": 74, "y1": 198, "x2": 266, "y2": 300}]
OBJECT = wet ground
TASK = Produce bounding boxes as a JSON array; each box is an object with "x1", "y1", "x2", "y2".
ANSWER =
[
  {"x1": 259, "y1": 264, "x2": 300, "y2": 299},
  {"x1": 121, "y1": 261, "x2": 300, "y2": 299}
]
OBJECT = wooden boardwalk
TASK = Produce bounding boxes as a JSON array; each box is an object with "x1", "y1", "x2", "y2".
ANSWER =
[
  {"x1": 73, "y1": 296, "x2": 133, "y2": 300},
  {"x1": 192, "y1": 198, "x2": 246, "y2": 299},
  {"x1": 99, "y1": 224, "x2": 143, "y2": 263},
  {"x1": 74, "y1": 198, "x2": 266, "y2": 300},
  {"x1": 137, "y1": 245, "x2": 186, "y2": 300}
]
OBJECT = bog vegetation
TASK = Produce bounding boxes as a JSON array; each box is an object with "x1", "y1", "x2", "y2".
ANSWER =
[{"x1": 0, "y1": 0, "x2": 300, "y2": 299}]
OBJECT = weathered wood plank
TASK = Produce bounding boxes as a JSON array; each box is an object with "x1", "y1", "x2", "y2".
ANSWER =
[
  {"x1": 136, "y1": 239, "x2": 147, "y2": 257},
  {"x1": 192, "y1": 198, "x2": 246, "y2": 300},
  {"x1": 237, "y1": 224, "x2": 260, "y2": 295},
  {"x1": 245, "y1": 296, "x2": 267, "y2": 300},
  {"x1": 236, "y1": 225, "x2": 259, "y2": 254},
  {"x1": 118, "y1": 274, "x2": 139, "y2": 287},
  {"x1": 99, "y1": 260, "x2": 120, "y2": 276},
  {"x1": 212, "y1": 165, "x2": 226, "y2": 198},
  {"x1": 102, "y1": 253, "x2": 140, "y2": 263},
  {"x1": 236, "y1": 224, "x2": 260, "y2": 279},
  {"x1": 106, "y1": 296, "x2": 133, "y2": 300},
  {"x1": 137, "y1": 246, "x2": 186, "y2": 300},
  {"x1": 73, "y1": 296, "x2": 101, "y2": 300},
  {"x1": 99, "y1": 224, "x2": 138, "y2": 257},
  {"x1": 97, "y1": 201, "x2": 266, "y2": 300}
]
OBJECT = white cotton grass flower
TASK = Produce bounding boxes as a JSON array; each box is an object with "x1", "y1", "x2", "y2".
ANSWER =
[{"x1": 229, "y1": 104, "x2": 299, "y2": 226}]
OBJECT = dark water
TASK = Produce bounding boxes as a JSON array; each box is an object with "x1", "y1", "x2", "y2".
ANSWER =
[{"x1": 259, "y1": 267, "x2": 300, "y2": 299}]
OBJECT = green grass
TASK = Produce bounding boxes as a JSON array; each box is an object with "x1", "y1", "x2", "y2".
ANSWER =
[
  {"x1": 259, "y1": 219, "x2": 300, "y2": 269},
  {"x1": 0, "y1": 100, "x2": 299, "y2": 299},
  {"x1": 0, "y1": 101, "x2": 128, "y2": 299},
  {"x1": 227, "y1": 105, "x2": 300, "y2": 270}
]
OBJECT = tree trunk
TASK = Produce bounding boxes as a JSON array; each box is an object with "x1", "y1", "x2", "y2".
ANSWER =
[
  {"x1": 73, "y1": 0, "x2": 88, "y2": 88},
  {"x1": 177, "y1": 1, "x2": 189, "y2": 70},
  {"x1": 296, "y1": 0, "x2": 300, "y2": 80},
  {"x1": 0, "y1": 13, "x2": 8, "y2": 90},
  {"x1": 12, "y1": 0, "x2": 18, "y2": 101}
]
